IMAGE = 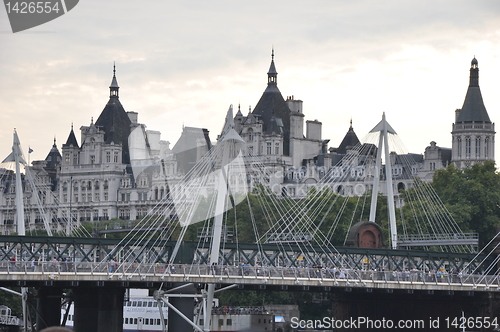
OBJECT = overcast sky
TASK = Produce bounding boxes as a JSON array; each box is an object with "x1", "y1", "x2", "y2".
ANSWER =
[{"x1": 1, "y1": 1, "x2": 500, "y2": 165}]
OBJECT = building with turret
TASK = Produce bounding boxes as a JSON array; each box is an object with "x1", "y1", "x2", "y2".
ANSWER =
[
  {"x1": 451, "y1": 57, "x2": 495, "y2": 168},
  {"x1": 0, "y1": 55, "x2": 495, "y2": 234},
  {"x1": 234, "y1": 50, "x2": 325, "y2": 170}
]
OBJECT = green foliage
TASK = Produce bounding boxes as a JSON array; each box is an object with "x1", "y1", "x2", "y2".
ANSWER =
[{"x1": 431, "y1": 161, "x2": 500, "y2": 247}]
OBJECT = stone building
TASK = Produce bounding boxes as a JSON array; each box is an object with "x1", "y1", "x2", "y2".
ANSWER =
[
  {"x1": 451, "y1": 57, "x2": 495, "y2": 168},
  {"x1": 0, "y1": 56, "x2": 495, "y2": 234}
]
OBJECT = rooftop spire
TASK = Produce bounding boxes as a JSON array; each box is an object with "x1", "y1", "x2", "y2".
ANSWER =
[
  {"x1": 469, "y1": 56, "x2": 479, "y2": 87},
  {"x1": 267, "y1": 47, "x2": 277, "y2": 86},
  {"x1": 109, "y1": 62, "x2": 119, "y2": 98},
  {"x1": 455, "y1": 57, "x2": 490, "y2": 123}
]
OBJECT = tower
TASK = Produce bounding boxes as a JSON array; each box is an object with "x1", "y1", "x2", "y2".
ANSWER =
[
  {"x1": 95, "y1": 64, "x2": 132, "y2": 164},
  {"x1": 251, "y1": 49, "x2": 291, "y2": 156},
  {"x1": 451, "y1": 57, "x2": 495, "y2": 168}
]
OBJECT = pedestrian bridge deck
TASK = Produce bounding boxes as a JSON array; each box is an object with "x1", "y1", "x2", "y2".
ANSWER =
[{"x1": 0, "y1": 262, "x2": 498, "y2": 293}]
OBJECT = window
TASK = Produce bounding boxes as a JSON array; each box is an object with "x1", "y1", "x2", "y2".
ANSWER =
[
  {"x1": 457, "y1": 137, "x2": 462, "y2": 158},
  {"x1": 248, "y1": 128, "x2": 254, "y2": 141},
  {"x1": 227, "y1": 319, "x2": 232, "y2": 326},
  {"x1": 90, "y1": 155, "x2": 95, "y2": 164},
  {"x1": 465, "y1": 136, "x2": 471, "y2": 158},
  {"x1": 106, "y1": 151, "x2": 111, "y2": 163},
  {"x1": 275, "y1": 142, "x2": 279, "y2": 155},
  {"x1": 104, "y1": 192, "x2": 108, "y2": 201},
  {"x1": 114, "y1": 151, "x2": 119, "y2": 163},
  {"x1": 218, "y1": 319, "x2": 224, "y2": 326},
  {"x1": 485, "y1": 137, "x2": 490, "y2": 158},
  {"x1": 65, "y1": 154, "x2": 70, "y2": 163},
  {"x1": 266, "y1": 142, "x2": 271, "y2": 155},
  {"x1": 476, "y1": 136, "x2": 481, "y2": 158}
]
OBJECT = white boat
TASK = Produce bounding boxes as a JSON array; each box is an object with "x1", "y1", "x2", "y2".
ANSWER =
[
  {"x1": 62, "y1": 289, "x2": 168, "y2": 332},
  {"x1": 62, "y1": 289, "x2": 278, "y2": 332}
]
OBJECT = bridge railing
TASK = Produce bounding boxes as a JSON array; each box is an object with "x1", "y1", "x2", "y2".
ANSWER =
[{"x1": 0, "y1": 261, "x2": 499, "y2": 289}]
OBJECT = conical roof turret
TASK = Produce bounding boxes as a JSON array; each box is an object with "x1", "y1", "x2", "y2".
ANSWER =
[
  {"x1": 455, "y1": 57, "x2": 491, "y2": 123},
  {"x1": 252, "y1": 49, "x2": 291, "y2": 155},
  {"x1": 95, "y1": 64, "x2": 131, "y2": 164},
  {"x1": 63, "y1": 124, "x2": 79, "y2": 148}
]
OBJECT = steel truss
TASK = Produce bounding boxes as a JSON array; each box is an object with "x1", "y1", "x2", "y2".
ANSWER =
[{"x1": 0, "y1": 236, "x2": 490, "y2": 273}]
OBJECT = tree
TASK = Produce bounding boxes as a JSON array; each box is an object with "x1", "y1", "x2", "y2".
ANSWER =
[{"x1": 432, "y1": 161, "x2": 500, "y2": 247}]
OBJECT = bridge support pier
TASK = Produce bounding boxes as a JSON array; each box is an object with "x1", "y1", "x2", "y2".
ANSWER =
[
  {"x1": 73, "y1": 288, "x2": 99, "y2": 332},
  {"x1": 168, "y1": 283, "x2": 196, "y2": 332},
  {"x1": 73, "y1": 287, "x2": 125, "y2": 332},
  {"x1": 98, "y1": 287, "x2": 125, "y2": 332},
  {"x1": 36, "y1": 287, "x2": 63, "y2": 331}
]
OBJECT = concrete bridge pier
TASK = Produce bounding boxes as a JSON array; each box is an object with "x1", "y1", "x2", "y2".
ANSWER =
[
  {"x1": 73, "y1": 288, "x2": 99, "y2": 332},
  {"x1": 36, "y1": 287, "x2": 63, "y2": 331},
  {"x1": 168, "y1": 283, "x2": 196, "y2": 332},
  {"x1": 72, "y1": 287, "x2": 125, "y2": 332},
  {"x1": 97, "y1": 287, "x2": 125, "y2": 332}
]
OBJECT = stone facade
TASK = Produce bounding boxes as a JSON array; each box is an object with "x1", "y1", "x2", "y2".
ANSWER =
[{"x1": 0, "y1": 56, "x2": 495, "y2": 234}]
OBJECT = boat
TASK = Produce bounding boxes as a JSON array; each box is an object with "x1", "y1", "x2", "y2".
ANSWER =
[
  {"x1": 62, "y1": 289, "x2": 168, "y2": 332},
  {"x1": 62, "y1": 289, "x2": 285, "y2": 332}
]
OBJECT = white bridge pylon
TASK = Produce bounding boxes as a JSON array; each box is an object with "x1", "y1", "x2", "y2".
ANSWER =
[{"x1": 368, "y1": 113, "x2": 398, "y2": 249}]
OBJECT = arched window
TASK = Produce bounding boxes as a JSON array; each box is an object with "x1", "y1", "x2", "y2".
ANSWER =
[
  {"x1": 457, "y1": 137, "x2": 462, "y2": 158},
  {"x1": 475, "y1": 136, "x2": 481, "y2": 158},
  {"x1": 485, "y1": 136, "x2": 490, "y2": 158},
  {"x1": 465, "y1": 136, "x2": 471, "y2": 158},
  {"x1": 248, "y1": 128, "x2": 254, "y2": 142}
]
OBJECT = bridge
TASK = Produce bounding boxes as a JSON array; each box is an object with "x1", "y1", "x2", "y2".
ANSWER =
[
  {"x1": 0, "y1": 235, "x2": 498, "y2": 332},
  {"x1": 2, "y1": 113, "x2": 500, "y2": 331}
]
